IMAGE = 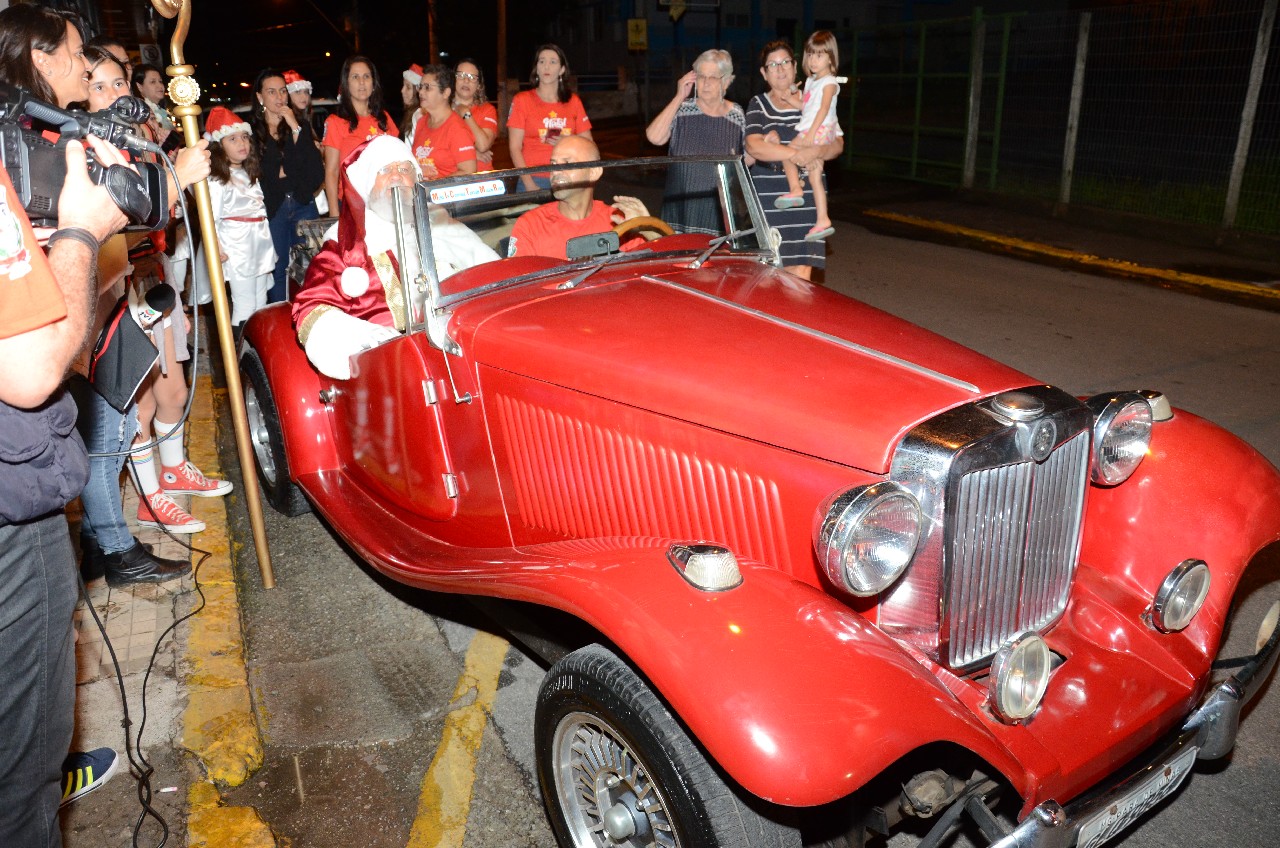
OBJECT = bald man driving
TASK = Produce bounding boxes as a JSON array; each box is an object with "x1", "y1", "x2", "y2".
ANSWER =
[{"x1": 508, "y1": 135, "x2": 649, "y2": 260}]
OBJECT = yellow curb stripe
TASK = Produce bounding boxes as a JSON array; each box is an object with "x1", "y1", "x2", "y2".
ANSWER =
[
  {"x1": 864, "y1": 209, "x2": 1280, "y2": 301},
  {"x1": 182, "y1": 373, "x2": 272, "y2": 845},
  {"x1": 407, "y1": 630, "x2": 510, "y2": 848}
]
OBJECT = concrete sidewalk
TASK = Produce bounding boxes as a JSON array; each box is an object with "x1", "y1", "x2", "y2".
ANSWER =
[{"x1": 61, "y1": 336, "x2": 271, "y2": 847}]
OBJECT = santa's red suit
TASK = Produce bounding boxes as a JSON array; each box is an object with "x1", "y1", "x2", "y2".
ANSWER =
[
  {"x1": 292, "y1": 136, "x2": 499, "y2": 379},
  {"x1": 292, "y1": 136, "x2": 417, "y2": 379}
]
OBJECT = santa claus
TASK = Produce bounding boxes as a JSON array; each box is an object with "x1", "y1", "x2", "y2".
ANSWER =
[{"x1": 291, "y1": 135, "x2": 497, "y2": 379}]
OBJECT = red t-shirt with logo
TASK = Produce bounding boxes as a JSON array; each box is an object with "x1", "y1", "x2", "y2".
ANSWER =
[
  {"x1": 410, "y1": 112, "x2": 476, "y2": 179},
  {"x1": 323, "y1": 112, "x2": 400, "y2": 164},
  {"x1": 507, "y1": 91, "x2": 591, "y2": 168},
  {"x1": 510, "y1": 200, "x2": 613, "y2": 259}
]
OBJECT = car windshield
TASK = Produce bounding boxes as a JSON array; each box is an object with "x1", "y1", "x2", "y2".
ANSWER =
[{"x1": 400, "y1": 156, "x2": 774, "y2": 322}]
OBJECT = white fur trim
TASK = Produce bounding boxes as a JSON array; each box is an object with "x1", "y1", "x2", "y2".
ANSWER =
[
  {"x1": 286, "y1": 80, "x2": 312, "y2": 94},
  {"x1": 340, "y1": 265, "x2": 370, "y2": 297},
  {"x1": 305, "y1": 309, "x2": 399, "y2": 380},
  {"x1": 207, "y1": 120, "x2": 252, "y2": 143}
]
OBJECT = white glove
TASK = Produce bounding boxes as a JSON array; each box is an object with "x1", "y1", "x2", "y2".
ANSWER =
[{"x1": 304, "y1": 308, "x2": 399, "y2": 380}]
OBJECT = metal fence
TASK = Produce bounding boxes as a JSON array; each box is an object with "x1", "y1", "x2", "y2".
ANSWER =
[{"x1": 844, "y1": 0, "x2": 1280, "y2": 235}]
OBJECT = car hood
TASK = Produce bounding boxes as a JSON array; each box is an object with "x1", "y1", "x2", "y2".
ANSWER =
[{"x1": 465, "y1": 260, "x2": 1033, "y2": 473}]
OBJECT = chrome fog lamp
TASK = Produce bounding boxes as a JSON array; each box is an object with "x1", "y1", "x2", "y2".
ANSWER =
[
  {"x1": 989, "y1": 631, "x2": 1052, "y2": 723},
  {"x1": 1151, "y1": 559, "x2": 1211, "y2": 633},
  {"x1": 1086, "y1": 392, "x2": 1152, "y2": 486},
  {"x1": 668, "y1": 543, "x2": 742, "y2": 591},
  {"x1": 815, "y1": 482, "x2": 921, "y2": 596}
]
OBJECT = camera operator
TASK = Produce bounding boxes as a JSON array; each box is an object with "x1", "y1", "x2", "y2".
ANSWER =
[{"x1": 0, "y1": 6, "x2": 135, "y2": 847}]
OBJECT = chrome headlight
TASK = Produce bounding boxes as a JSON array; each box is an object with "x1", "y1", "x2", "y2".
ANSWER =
[
  {"x1": 815, "y1": 482, "x2": 921, "y2": 596},
  {"x1": 1086, "y1": 392, "x2": 1152, "y2": 486},
  {"x1": 1151, "y1": 559, "x2": 1211, "y2": 633},
  {"x1": 989, "y1": 631, "x2": 1051, "y2": 722}
]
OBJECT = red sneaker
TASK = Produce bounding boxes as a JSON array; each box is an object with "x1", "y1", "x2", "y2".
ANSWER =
[
  {"x1": 160, "y1": 461, "x2": 233, "y2": 498},
  {"x1": 137, "y1": 491, "x2": 206, "y2": 534}
]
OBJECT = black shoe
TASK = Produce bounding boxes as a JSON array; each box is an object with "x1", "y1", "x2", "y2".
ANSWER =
[
  {"x1": 103, "y1": 540, "x2": 191, "y2": 587},
  {"x1": 79, "y1": 533, "x2": 105, "y2": 584}
]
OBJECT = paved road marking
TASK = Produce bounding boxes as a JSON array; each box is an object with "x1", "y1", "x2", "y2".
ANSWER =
[
  {"x1": 863, "y1": 209, "x2": 1280, "y2": 302},
  {"x1": 407, "y1": 630, "x2": 511, "y2": 848}
]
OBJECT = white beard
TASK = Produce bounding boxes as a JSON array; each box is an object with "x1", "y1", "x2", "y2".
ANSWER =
[{"x1": 365, "y1": 189, "x2": 423, "y2": 285}]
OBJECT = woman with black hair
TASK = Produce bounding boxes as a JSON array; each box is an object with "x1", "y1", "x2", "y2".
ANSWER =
[
  {"x1": 507, "y1": 44, "x2": 592, "y2": 192},
  {"x1": 0, "y1": 3, "x2": 88, "y2": 107},
  {"x1": 322, "y1": 55, "x2": 399, "y2": 213},
  {"x1": 132, "y1": 61, "x2": 175, "y2": 144},
  {"x1": 252, "y1": 68, "x2": 324, "y2": 302}
]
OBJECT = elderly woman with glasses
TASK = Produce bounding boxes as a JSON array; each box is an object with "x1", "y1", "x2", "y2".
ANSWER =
[
  {"x1": 744, "y1": 40, "x2": 844, "y2": 280},
  {"x1": 645, "y1": 48, "x2": 751, "y2": 235}
]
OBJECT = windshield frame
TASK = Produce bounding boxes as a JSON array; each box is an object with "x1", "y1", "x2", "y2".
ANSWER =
[{"x1": 406, "y1": 155, "x2": 776, "y2": 331}]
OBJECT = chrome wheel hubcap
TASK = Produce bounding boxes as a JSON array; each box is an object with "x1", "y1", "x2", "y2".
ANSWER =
[
  {"x1": 243, "y1": 385, "x2": 277, "y2": 485},
  {"x1": 552, "y1": 711, "x2": 678, "y2": 847}
]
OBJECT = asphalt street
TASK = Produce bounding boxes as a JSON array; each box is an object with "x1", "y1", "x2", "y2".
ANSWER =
[{"x1": 216, "y1": 220, "x2": 1280, "y2": 848}]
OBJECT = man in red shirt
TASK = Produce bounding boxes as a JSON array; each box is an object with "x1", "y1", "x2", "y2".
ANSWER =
[{"x1": 508, "y1": 136, "x2": 649, "y2": 260}]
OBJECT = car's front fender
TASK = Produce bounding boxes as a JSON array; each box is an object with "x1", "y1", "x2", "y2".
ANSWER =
[
  {"x1": 1080, "y1": 408, "x2": 1280, "y2": 659},
  {"x1": 513, "y1": 539, "x2": 1032, "y2": 809},
  {"x1": 241, "y1": 304, "x2": 339, "y2": 478}
]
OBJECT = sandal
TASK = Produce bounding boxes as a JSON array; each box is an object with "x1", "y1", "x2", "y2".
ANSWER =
[
  {"x1": 774, "y1": 194, "x2": 805, "y2": 210},
  {"x1": 804, "y1": 225, "x2": 835, "y2": 241}
]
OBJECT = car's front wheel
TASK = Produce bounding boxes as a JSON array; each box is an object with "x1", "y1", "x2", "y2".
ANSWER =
[
  {"x1": 535, "y1": 644, "x2": 801, "y2": 848},
  {"x1": 240, "y1": 347, "x2": 310, "y2": 517}
]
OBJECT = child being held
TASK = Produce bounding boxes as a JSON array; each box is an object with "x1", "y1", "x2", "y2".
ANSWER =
[
  {"x1": 199, "y1": 106, "x2": 277, "y2": 331},
  {"x1": 775, "y1": 30, "x2": 845, "y2": 242}
]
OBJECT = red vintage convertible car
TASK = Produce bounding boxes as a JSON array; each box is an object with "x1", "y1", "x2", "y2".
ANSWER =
[{"x1": 240, "y1": 157, "x2": 1280, "y2": 848}]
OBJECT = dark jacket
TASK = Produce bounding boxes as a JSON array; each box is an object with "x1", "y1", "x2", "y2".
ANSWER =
[
  {"x1": 0, "y1": 391, "x2": 89, "y2": 524},
  {"x1": 258, "y1": 122, "x2": 325, "y2": 218}
]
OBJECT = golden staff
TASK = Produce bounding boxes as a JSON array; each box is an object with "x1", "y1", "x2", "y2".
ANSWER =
[{"x1": 151, "y1": 0, "x2": 276, "y2": 588}]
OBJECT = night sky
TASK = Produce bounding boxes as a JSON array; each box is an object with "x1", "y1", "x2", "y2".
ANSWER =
[{"x1": 175, "y1": 0, "x2": 568, "y2": 106}]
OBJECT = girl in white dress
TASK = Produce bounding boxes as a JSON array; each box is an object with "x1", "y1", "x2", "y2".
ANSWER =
[
  {"x1": 201, "y1": 107, "x2": 277, "y2": 330},
  {"x1": 776, "y1": 30, "x2": 844, "y2": 242}
]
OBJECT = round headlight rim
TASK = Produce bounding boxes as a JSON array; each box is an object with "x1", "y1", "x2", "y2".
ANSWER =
[
  {"x1": 815, "y1": 481, "x2": 922, "y2": 598},
  {"x1": 1151, "y1": 558, "x2": 1211, "y2": 633},
  {"x1": 1087, "y1": 391, "x2": 1153, "y2": 486},
  {"x1": 988, "y1": 630, "x2": 1052, "y2": 723}
]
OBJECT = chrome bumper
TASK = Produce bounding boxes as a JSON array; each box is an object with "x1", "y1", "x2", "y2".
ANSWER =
[{"x1": 989, "y1": 607, "x2": 1280, "y2": 848}]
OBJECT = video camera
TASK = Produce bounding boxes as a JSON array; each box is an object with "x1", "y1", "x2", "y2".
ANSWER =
[{"x1": 0, "y1": 82, "x2": 169, "y2": 230}]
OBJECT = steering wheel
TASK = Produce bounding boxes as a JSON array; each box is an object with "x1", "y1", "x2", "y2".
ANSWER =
[{"x1": 613, "y1": 215, "x2": 675, "y2": 241}]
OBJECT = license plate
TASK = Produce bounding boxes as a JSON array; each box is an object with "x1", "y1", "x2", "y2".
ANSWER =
[{"x1": 1075, "y1": 746, "x2": 1198, "y2": 848}]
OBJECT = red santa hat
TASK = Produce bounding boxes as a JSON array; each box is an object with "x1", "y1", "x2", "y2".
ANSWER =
[
  {"x1": 403, "y1": 63, "x2": 425, "y2": 87},
  {"x1": 333, "y1": 136, "x2": 420, "y2": 298},
  {"x1": 283, "y1": 69, "x2": 312, "y2": 94},
  {"x1": 203, "y1": 106, "x2": 251, "y2": 143}
]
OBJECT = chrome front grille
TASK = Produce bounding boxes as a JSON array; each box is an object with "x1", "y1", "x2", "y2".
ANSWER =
[
  {"x1": 881, "y1": 386, "x2": 1094, "y2": 671},
  {"x1": 946, "y1": 431, "x2": 1090, "y2": 668}
]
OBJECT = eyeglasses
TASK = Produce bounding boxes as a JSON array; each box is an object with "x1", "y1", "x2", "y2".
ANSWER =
[
  {"x1": 695, "y1": 74, "x2": 725, "y2": 84},
  {"x1": 764, "y1": 59, "x2": 795, "y2": 70},
  {"x1": 417, "y1": 82, "x2": 443, "y2": 92},
  {"x1": 455, "y1": 72, "x2": 479, "y2": 82},
  {"x1": 378, "y1": 162, "x2": 417, "y2": 178}
]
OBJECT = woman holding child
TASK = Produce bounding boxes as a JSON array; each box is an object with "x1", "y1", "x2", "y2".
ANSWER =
[{"x1": 744, "y1": 40, "x2": 845, "y2": 280}]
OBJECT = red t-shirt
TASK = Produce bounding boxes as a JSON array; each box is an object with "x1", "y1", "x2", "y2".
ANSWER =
[
  {"x1": 509, "y1": 200, "x2": 615, "y2": 260},
  {"x1": 323, "y1": 112, "x2": 400, "y2": 164},
  {"x1": 507, "y1": 91, "x2": 591, "y2": 168},
  {"x1": 410, "y1": 112, "x2": 475, "y2": 179},
  {"x1": 0, "y1": 169, "x2": 63, "y2": 340}
]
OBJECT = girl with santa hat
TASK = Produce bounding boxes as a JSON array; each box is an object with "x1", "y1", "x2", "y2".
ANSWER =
[{"x1": 197, "y1": 106, "x2": 277, "y2": 334}]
